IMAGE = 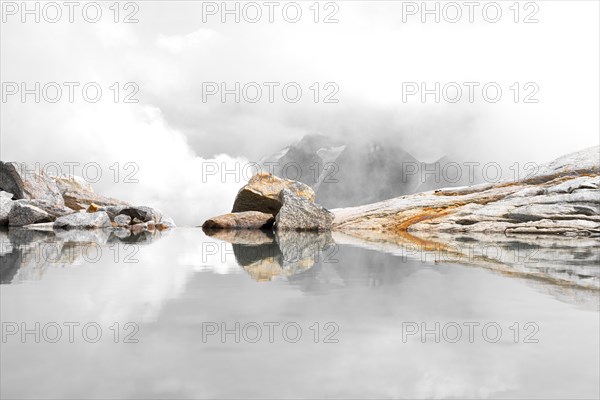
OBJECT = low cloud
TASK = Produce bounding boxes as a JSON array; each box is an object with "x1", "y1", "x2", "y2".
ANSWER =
[
  {"x1": 157, "y1": 28, "x2": 220, "y2": 54},
  {"x1": 1, "y1": 100, "x2": 245, "y2": 226}
]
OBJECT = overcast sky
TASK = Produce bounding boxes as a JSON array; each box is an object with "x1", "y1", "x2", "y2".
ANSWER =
[{"x1": 1, "y1": 0, "x2": 599, "y2": 224}]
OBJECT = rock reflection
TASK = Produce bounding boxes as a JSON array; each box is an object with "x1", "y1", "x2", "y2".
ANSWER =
[
  {"x1": 333, "y1": 230, "x2": 600, "y2": 309},
  {"x1": 203, "y1": 228, "x2": 335, "y2": 282},
  {"x1": 0, "y1": 227, "x2": 168, "y2": 284},
  {"x1": 332, "y1": 230, "x2": 600, "y2": 288}
]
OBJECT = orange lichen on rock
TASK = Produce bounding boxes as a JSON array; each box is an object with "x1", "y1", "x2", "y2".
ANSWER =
[{"x1": 392, "y1": 204, "x2": 465, "y2": 232}]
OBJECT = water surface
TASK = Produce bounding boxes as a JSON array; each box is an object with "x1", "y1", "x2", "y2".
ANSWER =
[{"x1": 1, "y1": 227, "x2": 598, "y2": 399}]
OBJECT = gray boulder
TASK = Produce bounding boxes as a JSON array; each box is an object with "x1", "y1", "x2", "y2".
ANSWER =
[
  {"x1": 0, "y1": 162, "x2": 64, "y2": 207},
  {"x1": 21, "y1": 199, "x2": 74, "y2": 219},
  {"x1": 54, "y1": 211, "x2": 111, "y2": 230},
  {"x1": 8, "y1": 201, "x2": 52, "y2": 226},
  {"x1": 232, "y1": 173, "x2": 315, "y2": 216},
  {"x1": 0, "y1": 191, "x2": 14, "y2": 225},
  {"x1": 274, "y1": 189, "x2": 334, "y2": 231}
]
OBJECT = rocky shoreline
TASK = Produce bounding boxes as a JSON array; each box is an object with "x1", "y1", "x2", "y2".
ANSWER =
[
  {"x1": 2, "y1": 147, "x2": 598, "y2": 289},
  {"x1": 0, "y1": 162, "x2": 175, "y2": 234},
  {"x1": 0, "y1": 147, "x2": 600, "y2": 289},
  {"x1": 203, "y1": 147, "x2": 598, "y2": 236},
  {"x1": 332, "y1": 146, "x2": 599, "y2": 236},
  {"x1": 199, "y1": 147, "x2": 599, "y2": 289}
]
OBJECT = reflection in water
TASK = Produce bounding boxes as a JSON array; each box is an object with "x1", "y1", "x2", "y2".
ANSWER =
[
  {"x1": 205, "y1": 228, "x2": 599, "y2": 308},
  {"x1": 5, "y1": 225, "x2": 598, "y2": 306},
  {"x1": 204, "y1": 229, "x2": 335, "y2": 282},
  {"x1": 334, "y1": 229, "x2": 600, "y2": 290},
  {"x1": 0, "y1": 228, "x2": 598, "y2": 399},
  {"x1": 0, "y1": 227, "x2": 168, "y2": 284}
]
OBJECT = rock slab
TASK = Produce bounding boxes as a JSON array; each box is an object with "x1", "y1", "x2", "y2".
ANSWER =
[
  {"x1": 333, "y1": 146, "x2": 600, "y2": 237},
  {"x1": 203, "y1": 211, "x2": 275, "y2": 230}
]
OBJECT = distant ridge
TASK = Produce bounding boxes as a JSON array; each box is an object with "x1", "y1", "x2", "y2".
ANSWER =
[{"x1": 260, "y1": 133, "x2": 472, "y2": 208}]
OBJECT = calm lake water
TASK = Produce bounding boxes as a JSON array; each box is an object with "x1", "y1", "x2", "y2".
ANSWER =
[{"x1": 1, "y1": 227, "x2": 599, "y2": 399}]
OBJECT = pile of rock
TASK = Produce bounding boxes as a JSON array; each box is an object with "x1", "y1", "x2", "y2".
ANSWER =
[
  {"x1": 203, "y1": 173, "x2": 333, "y2": 231},
  {"x1": 0, "y1": 162, "x2": 175, "y2": 231}
]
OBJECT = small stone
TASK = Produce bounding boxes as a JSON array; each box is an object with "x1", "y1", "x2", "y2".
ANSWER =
[
  {"x1": 87, "y1": 203, "x2": 101, "y2": 213},
  {"x1": 114, "y1": 214, "x2": 132, "y2": 227}
]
